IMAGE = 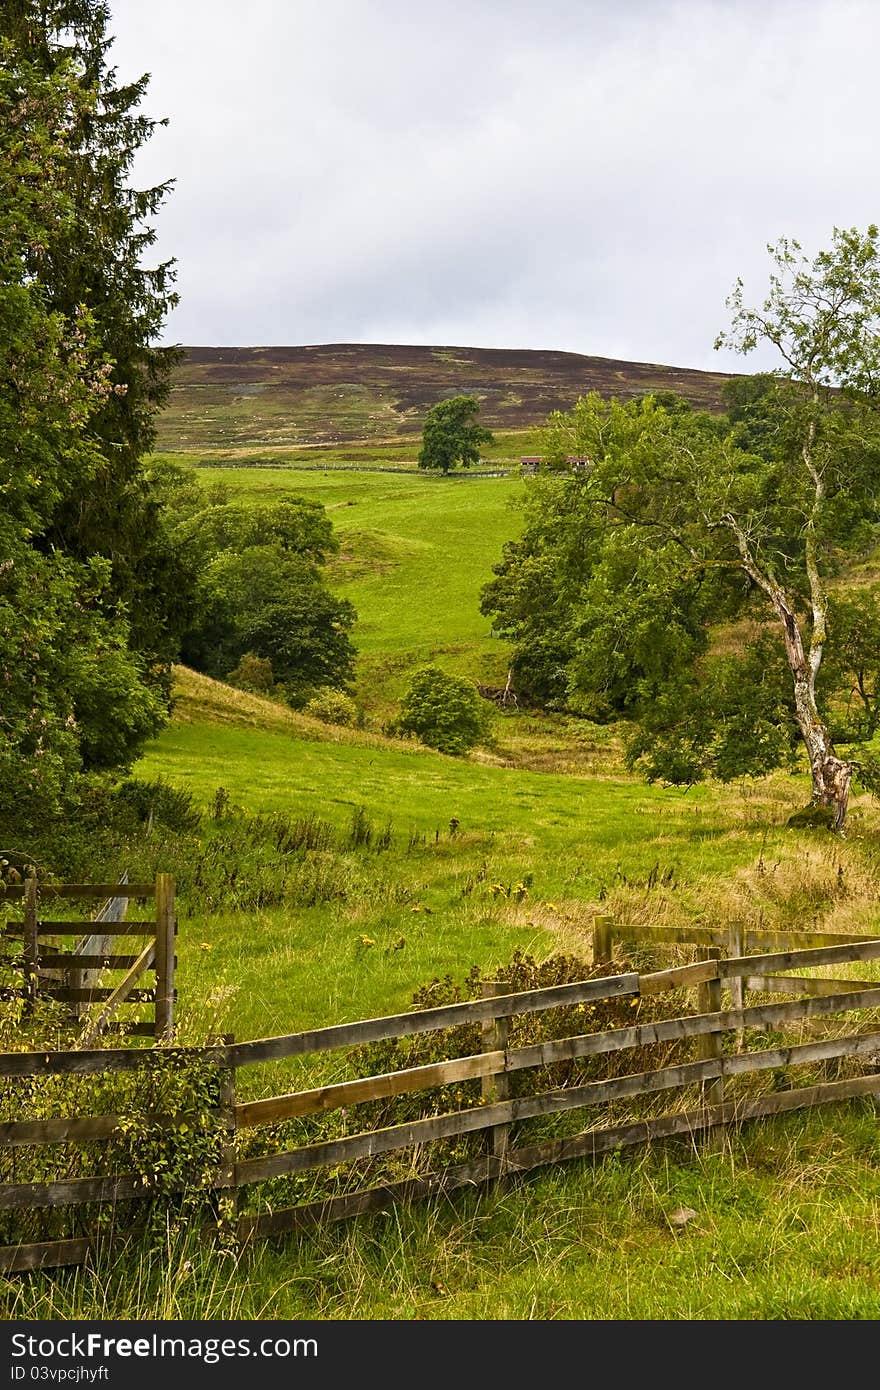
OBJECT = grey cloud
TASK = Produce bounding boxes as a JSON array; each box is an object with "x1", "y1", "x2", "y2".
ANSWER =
[{"x1": 109, "y1": 0, "x2": 880, "y2": 371}]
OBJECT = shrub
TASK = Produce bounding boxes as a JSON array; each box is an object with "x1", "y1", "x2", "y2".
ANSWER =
[
  {"x1": 113, "y1": 778, "x2": 202, "y2": 833},
  {"x1": 395, "y1": 666, "x2": 489, "y2": 755},
  {"x1": 227, "y1": 652, "x2": 275, "y2": 694},
  {"x1": 304, "y1": 687, "x2": 359, "y2": 727}
]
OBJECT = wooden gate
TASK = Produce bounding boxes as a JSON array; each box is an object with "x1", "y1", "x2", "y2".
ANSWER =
[{"x1": 1, "y1": 874, "x2": 176, "y2": 1042}]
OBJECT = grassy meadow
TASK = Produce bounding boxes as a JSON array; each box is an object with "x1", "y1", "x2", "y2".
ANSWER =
[
  {"x1": 156, "y1": 448, "x2": 533, "y2": 710},
  {"x1": 8, "y1": 441, "x2": 880, "y2": 1321},
  {"x1": 138, "y1": 669, "x2": 815, "y2": 1045}
]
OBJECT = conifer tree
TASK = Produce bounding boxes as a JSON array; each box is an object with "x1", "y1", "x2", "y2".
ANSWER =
[
  {"x1": 1, "y1": 1, "x2": 191, "y2": 672},
  {"x1": 0, "y1": 3, "x2": 191, "y2": 824}
]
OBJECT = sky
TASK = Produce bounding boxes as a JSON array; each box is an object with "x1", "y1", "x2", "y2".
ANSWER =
[{"x1": 109, "y1": 0, "x2": 880, "y2": 373}]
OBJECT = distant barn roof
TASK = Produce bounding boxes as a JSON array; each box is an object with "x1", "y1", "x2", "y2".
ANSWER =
[{"x1": 520, "y1": 454, "x2": 590, "y2": 466}]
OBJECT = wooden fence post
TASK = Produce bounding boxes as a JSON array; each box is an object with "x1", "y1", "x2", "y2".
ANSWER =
[
  {"x1": 154, "y1": 874, "x2": 176, "y2": 1041},
  {"x1": 697, "y1": 947, "x2": 724, "y2": 1133},
  {"x1": 481, "y1": 982, "x2": 509, "y2": 1163},
  {"x1": 592, "y1": 914, "x2": 614, "y2": 969},
  {"x1": 23, "y1": 875, "x2": 38, "y2": 1013},
  {"x1": 216, "y1": 1036, "x2": 238, "y2": 1232},
  {"x1": 728, "y1": 923, "x2": 745, "y2": 1053}
]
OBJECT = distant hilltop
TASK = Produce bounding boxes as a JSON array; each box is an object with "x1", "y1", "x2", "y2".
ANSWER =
[{"x1": 156, "y1": 342, "x2": 737, "y2": 451}]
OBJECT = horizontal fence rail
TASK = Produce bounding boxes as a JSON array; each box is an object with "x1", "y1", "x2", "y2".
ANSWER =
[{"x1": 2, "y1": 925, "x2": 880, "y2": 1271}]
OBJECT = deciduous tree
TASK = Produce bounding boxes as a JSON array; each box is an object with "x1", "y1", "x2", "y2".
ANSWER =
[
  {"x1": 395, "y1": 667, "x2": 489, "y2": 755},
  {"x1": 418, "y1": 395, "x2": 493, "y2": 474},
  {"x1": 482, "y1": 227, "x2": 880, "y2": 832}
]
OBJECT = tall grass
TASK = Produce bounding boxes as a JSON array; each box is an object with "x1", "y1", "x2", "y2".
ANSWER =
[{"x1": 6, "y1": 1108, "x2": 880, "y2": 1319}]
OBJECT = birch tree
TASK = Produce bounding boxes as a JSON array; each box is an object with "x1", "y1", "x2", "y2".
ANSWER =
[
  {"x1": 714, "y1": 226, "x2": 880, "y2": 829},
  {"x1": 481, "y1": 228, "x2": 880, "y2": 832}
]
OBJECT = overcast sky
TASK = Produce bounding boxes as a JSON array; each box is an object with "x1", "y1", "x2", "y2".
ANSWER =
[{"x1": 109, "y1": 0, "x2": 879, "y2": 372}]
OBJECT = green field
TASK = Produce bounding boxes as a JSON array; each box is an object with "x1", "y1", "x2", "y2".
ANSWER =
[
  {"x1": 176, "y1": 461, "x2": 527, "y2": 708},
  {"x1": 13, "y1": 664, "x2": 880, "y2": 1321},
  {"x1": 10, "y1": 439, "x2": 880, "y2": 1322},
  {"x1": 140, "y1": 661, "x2": 880, "y2": 1035}
]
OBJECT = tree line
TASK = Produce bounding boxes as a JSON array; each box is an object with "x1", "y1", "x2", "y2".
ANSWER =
[{"x1": 0, "y1": 2, "x2": 355, "y2": 836}]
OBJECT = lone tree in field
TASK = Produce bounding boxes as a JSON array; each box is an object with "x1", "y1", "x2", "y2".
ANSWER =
[
  {"x1": 395, "y1": 667, "x2": 489, "y2": 755},
  {"x1": 481, "y1": 227, "x2": 880, "y2": 833},
  {"x1": 418, "y1": 395, "x2": 494, "y2": 474}
]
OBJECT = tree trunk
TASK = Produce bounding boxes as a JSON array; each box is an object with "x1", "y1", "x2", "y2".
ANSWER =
[
  {"x1": 725, "y1": 514, "x2": 852, "y2": 831},
  {"x1": 790, "y1": 664, "x2": 852, "y2": 832},
  {"x1": 800, "y1": 723, "x2": 852, "y2": 832}
]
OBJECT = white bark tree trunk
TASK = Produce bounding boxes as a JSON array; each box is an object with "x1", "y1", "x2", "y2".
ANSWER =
[{"x1": 725, "y1": 513, "x2": 852, "y2": 832}]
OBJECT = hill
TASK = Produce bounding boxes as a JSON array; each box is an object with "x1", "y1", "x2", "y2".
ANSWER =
[{"x1": 155, "y1": 342, "x2": 736, "y2": 451}]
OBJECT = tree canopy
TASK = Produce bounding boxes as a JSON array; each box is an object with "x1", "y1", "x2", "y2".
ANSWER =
[
  {"x1": 0, "y1": 3, "x2": 191, "y2": 827},
  {"x1": 165, "y1": 482, "x2": 357, "y2": 705},
  {"x1": 482, "y1": 227, "x2": 880, "y2": 831},
  {"x1": 394, "y1": 667, "x2": 489, "y2": 755},
  {"x1": 418, "y1": 395, "x2": 494, "y2": 474}
]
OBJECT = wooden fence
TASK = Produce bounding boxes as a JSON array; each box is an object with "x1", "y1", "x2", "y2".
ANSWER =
[
  {"x1": 2, "y1": 921, "x2": 880, "y2": 1272},
  {"x1": 1, "y1": 875, "x2": 177, "y2": 1043}
]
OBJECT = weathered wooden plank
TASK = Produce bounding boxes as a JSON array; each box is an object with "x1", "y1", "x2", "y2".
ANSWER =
[
  {"x1": 0, "y1": 1114, "x2": 123, "y2": 1145},
  {"x1": 218, "y1": 1043, "x2": 237, "y2": 1193},
  {"x1": 226, "y1": 973, "x2": 639, "y2": 1068},
  {"x1": 0, "y1": 1107, "x2": 200, "y2": 1146},
  {"x1": 698, "y1": 948, "x2": 724, "y2": 1108},
  {"x1": 640, "y1": 959, "x2": 721, "y2": 995},
  {"x1": 722, "y1": 1032, "x2": 880, "y2": 1076},
  {"x1": 619, "y1": 922, "x2": 878, "y2": 951},
  {"x1": 721, "y1": 940, "x2": 880, "y2": 978},
  {"x1": 23, "y1": 878, "x2": 37, "y2": 1011},
  {"x1": 502, "y1": 1071, "x2": 880, "y2": 1171},
  {"x1": 0, "y1": 1173, "x2": 142, "y2": 1209},
  {"x1": 728, "y1": 924, "x2": 745, "y2": 1017},
  {"x1": 637, "y1": 941, "x2": 880, "y2": 989},
  {"x1": 481, "y1": 982, "x2": 510, "y2": 1160},
  {"x1": 233, "y1": 1027, "x2": 880, "y2": 1185},
  {"x1": 745, "y1": 930, "x2": 880, "y2": 952},
  {"x1": 744, "y1": 975, "x2": 868, "y2": 996},
  {"x1": 79, "y1": 940, "x2": 156, "y2": 1046},
  {"x1": 154, "y1": 874, "x2": 175, "y2": 1041},
  {"x1": 618, "y1": 924, "x2": 726, "y2": 946},
  {"x1": 4, "y1": 922, "x2": 155, "y2": 938},
  {"x1": 2, "y1": 884, "x2": 154, "y2": 901},
  {"x1": 235, "y1": 1157, "x2": 503, "y2": 1240},
  {"x1": 2, "y1": 953, "x2": 158, "y2": 973},
  {"x1": 592, "y1": 914, "x2": 614, "y2": 965},
  {"x1": 32, "y1": 954, "x2": 146, "y2": 970},
  {"x1": 0, "y1": 1237, "x2": 90, "y2": 1274},
  {"x1": 508, "y1": 985, "x2": 880, "y2": 1071},
  {"x1": 0, "y1": 982, "x2": 159, "y2": 1004},
  {"x1": 235, "y1": 1051, "x2": 504, "y2": 1128},
  {"x1": 38, "y1": 986, "x2": 155, "y2": 1003},
  {"x1": 0, "y1": 1042, "x2": 214, "y2": 1077}
]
